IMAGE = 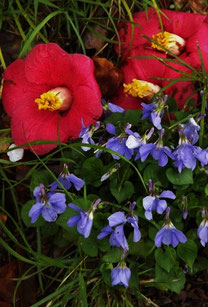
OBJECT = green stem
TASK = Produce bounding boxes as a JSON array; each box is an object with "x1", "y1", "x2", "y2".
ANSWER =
[
  {"x1": 37, "y1": 227, "x2": 44, "y2": 294},
  {"x1": 199, "y1": 86, "x2": 207, "y2": 147}
]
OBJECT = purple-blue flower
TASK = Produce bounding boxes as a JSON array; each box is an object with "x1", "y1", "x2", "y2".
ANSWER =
[
  {"x1": 197, "y1": 210, "x2": 208, "y2": 246},
  {"x1": 29, "y1": 184, "x2": 66, "y2": 223},
  {"x1": 194, "y1": 147, "x2": 208, "y2": 167},
  {"x1": 141, "y1": 95, "x2": 166, "y2": 130},
  {"x1": 155, "y1": 221, "x2": 187, "y2": 248},
  {"x1": 197, "y1": 219, "x2": 208, "y2": 247},
  {"x1": 111, "y1": 264, "x2": 131, "y2": 288},
  {"x1": 102, "y1": 99, "x2": 125, "y2": 114},
  {"x1": 79, "y1": 121, "x2": 100, "y2": 151},
  {"x1": 182, "y1": 118, "x2": 200, "y2": 145},
  {"x1": 143, "y1": 190, "x2": 176, "y2": 220},
  {"x1": 50, "y1": 164, "x2": 84, "y2": 191},
  {"x1": 97, "y1": 210, "x2": 141, "y2": 249},
  {"x1": 106, "y1": 123, "x2": 134, "y2": 160},
  {"x1": 67, "y1": 199, "x2": 100, "y2": 238},
  {"x1": 139, "y1": 129, "x2": 174, "y2": 167},
  {"x1": 126, "y1": 127, "x2": 154, "y2": 161},
  {"x1": 108, "y1": 102, "x2": 125, "y2": 113},
  {"x1": 173, "y1": 142, "x2": 196, "y2": 173}
]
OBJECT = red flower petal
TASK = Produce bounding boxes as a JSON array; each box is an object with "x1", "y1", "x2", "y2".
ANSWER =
[
  {"x1": 112, "y1": 86, "x2": 141, "y2": 110},
  {"x1": 2, "y1": 43, "x2": 102, "y2": 155},
  {"x1": 125, "y1": 48, "x2": 166, "y2": 84},
  {"x1": 185, "y1": 23, "x2": 208, "y2": 67},
  {"x1": 24, "y1": 43, "x2": 99, "y2": 91},
  {"x1": 2, "y1": 59, "x2": 48, "y2": 116},
  {"x1": 161, "y1": 63, "x2": 198, "y2": 109},
  {"x1": 112, "y1": 48, "x2": 167, "y2": 110},
  {"x1": 161, "y1": 9, "x2": 207, "y2": 39},
  {"x1": 115, "y1": 9, "x2": 160, "y2": 57}
]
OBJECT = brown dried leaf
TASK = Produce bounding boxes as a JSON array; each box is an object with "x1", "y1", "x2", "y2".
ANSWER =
[
  {"x1": 83, "y1": 25, "x2": 107, "y2": 51},
  {"x1": 189, "y1": 0, "x2": 208, "y2": 14},
  {"x1": 93, "y1": 57, "x2": 123, "y2": 98},
  {"x1": 0, "y1": 213, "x2": 7, "y2": 224}
]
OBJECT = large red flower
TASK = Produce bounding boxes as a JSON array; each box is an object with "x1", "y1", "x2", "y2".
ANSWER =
[
  {"x1": 113, "y1": 9, "x2": 208, "y2": 110},
  {"x1": 2, "y1": 43, "x2": 102, "y2": 155}
]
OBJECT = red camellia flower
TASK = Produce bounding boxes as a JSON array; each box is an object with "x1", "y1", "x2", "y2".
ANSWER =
[
  {"x1": 2, "y1": 43, "x2": 103, "y2": 155},
  {"x1": 113, "y1": 9, "x2": 208, "y2": 110}
]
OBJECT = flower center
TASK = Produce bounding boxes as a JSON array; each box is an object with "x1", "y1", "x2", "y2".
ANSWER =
[
  {"x1": 123, "y1": 79, "x2": 161, "y2": 100},
  {"x1": 151, "y1": 31, "x2": 185, "y2": 55},
  {"x1": 35, "y1": 87, "x2": 73, "y2": 112}
]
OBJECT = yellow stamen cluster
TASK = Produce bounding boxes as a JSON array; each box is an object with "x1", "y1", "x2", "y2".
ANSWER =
[
  {"x1": 123, "y1": 79, "x2": 150, "y2": 98},
  {"x1": 151, "y1": 31, "x2": 185, "y2": 55},
  {"x1": 151, "y1": 31, "x2": 171, "y2": 51},
  {"x1": 35, "y1": 92, "x2": 62, "y2": 111}
]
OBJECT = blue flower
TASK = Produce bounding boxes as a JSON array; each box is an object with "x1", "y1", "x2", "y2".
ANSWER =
[
  {"x1": 182, "y1": 118, "x2": 200, "y2": 145},
  {"x1": 29, "y1": 184, "x2": 66, "y2": 223},
  {"x1": 108, "y1": 102, "x2": 125, "y2": 113},
  {"x1": 143, "y1": 190, "x2": 176, "y2": 220},
  {"x1": 194, "y1": 147, "x2": 208, "y2": 167},
  {"x1": 141, "y1": 95, "x2": 166, "y2": 130},
  {"x1": 139, "y1": 129, "x2": 174, "y2": 167},
  {"x1": 155, "y1": 221, "x2": 187, "y2": 248},
  {"x1": 173, "y1": 143, "x2": 196, "y2": 173},
  {"x1": 79, "y1": 121, "x2": 100, "y2": 151},
  {"x1": 50, "y1": 164, "x2": 84, "y2": 191},
  {"x1": 106, "y1": 123, "x2": 134, "y2": 160},
  {"x1": 126, "y1": 127, "x2": 154, "y2": 161},
  {"x1": 198, "y1": 219, "x2": 208, "y2": 247},
  {"x1": 102, "y1": 99, "x2": 125, "y2": 113},
  {"x1": 111, "y1": 264, "x2": 131, "y2": 288},
  {"x1": 97, "y1": 211, "x2": 141, "y2": 249},
  {"x1": 67, "y1": 200, "x2": 100, "y2": 238}
]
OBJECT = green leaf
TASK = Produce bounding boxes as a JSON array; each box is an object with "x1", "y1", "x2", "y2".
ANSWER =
[
  {"x1": 100, "y1": 263, "x2": 113, "y2": 286},
  {"x1": 143, "y1": 164, "x2": 168, "y2": 187},
  {"x1": 166, "y1": 96, "x2": 178, "y2": 113},
  {"x1": 177, "y1": 240, "x2": 198, "y2": 269},
  {"x1": 81, "y1": 157, "x2": 103, "y2": 187},
  {"x1": 166, "y1": 168, "x2": 193, "y2": 185},
  {"x1": 21, "y1": 200, "x2": 45, "y2": 227},
  {"x1": 205, "y1": 183, "x2": 208, "y2": 196},
  {"x1": 110, "y1": 180, "x2": 134, "y2": 203},
  {"x1": 30, "y1": 170, "x2": 53, "y2": 192},
  {"x1": 79, "y1": 234, "x2": 98, "y2": 257},
  {"x1": 155, "y1": 264, "x2": 185, "y2": 294},
  {"x1": 103, "y1": 248, "x2": 122, "y2": 263},
  {"x1": 78, "y1": 273, "x2": 88, "y2": 307},
  {"x1": 155, "y1": 247, "x2": 176, "y2": 272},
  {"x1": 124, "y1": 109, "x2": 142, "y2": 126}
]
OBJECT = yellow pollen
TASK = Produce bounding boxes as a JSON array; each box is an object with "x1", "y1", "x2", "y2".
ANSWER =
[
  {"x1": 35, "y1": 92, "x2": 62, "y2": 111},
  {"x1": 123, "y1": 79, "x2": 150, "y2": 98},
  {"x1": 151, "y1": 31, "x2": 172, "y2": 51},
  {"x1": 151, "y1": 31, "x2": 185, "y2": 55}
]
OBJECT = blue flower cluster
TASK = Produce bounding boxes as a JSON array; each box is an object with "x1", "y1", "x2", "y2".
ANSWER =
[{"x1": 29, "y1": 164, "x2": 84, "y2": 223}]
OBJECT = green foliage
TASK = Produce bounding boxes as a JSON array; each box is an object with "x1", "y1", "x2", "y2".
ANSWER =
[
  {"x1": 155, "y1": 247, "x2": 177, "y2": 273},
  {"x1": 166, "y1": 168, "x2": 193, "y2": 185},
  {"x1": 177, "y1": 240, "x2": 198, "y2": 269}
]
